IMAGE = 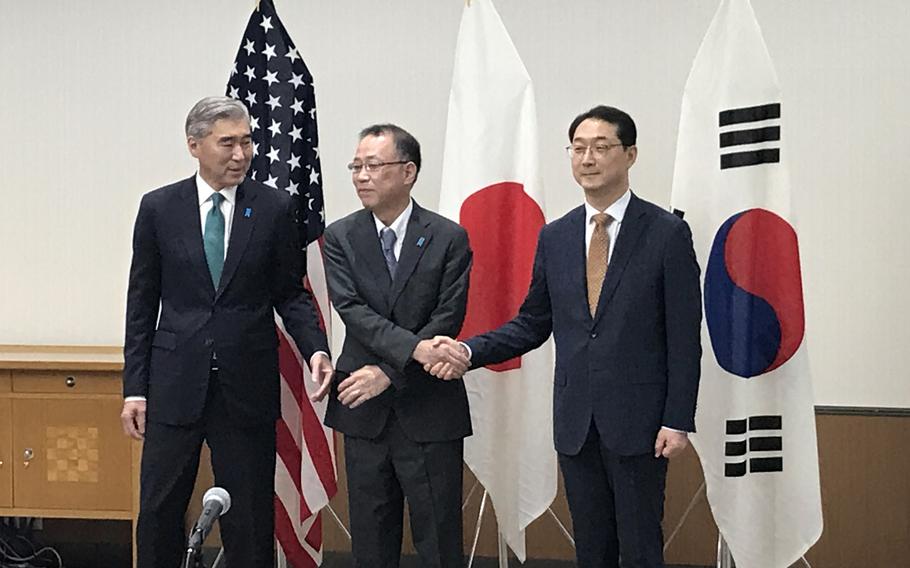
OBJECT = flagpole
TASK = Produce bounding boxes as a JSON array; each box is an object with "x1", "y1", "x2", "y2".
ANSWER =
[
  {"x1": 717, "y1": 535, "x2": 734, "y2": 568},
  {"x1": 496, "y1": 531, "x2": 508, "y2": 568}
]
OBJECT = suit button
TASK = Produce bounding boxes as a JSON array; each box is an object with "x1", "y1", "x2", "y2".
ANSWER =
[
  {"x1": 590, "y1": 332, "x2": 598, "y2": 339},
  {"x1": 204, "y1": 338, "x2": 214, "y2": 347}
]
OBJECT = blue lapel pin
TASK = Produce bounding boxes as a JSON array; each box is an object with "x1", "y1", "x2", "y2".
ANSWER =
[
  {"x1": 244, "y1": 207, "x2": 252, "y2": 218},
  {"x1": 416, "y1": 236, "x2": 425, "y2": 248}
]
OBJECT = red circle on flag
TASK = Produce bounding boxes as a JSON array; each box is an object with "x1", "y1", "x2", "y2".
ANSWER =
[{"x1": 459, "y1": 182, "x2": 545, "y2": 371}]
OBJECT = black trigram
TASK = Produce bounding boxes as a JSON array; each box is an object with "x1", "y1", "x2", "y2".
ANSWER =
[
  {"x1": 718, "y1": 102, "x2": 781, "y2": 170},
  {"x1": 724, "y1": 415, "x2": 783, "y2": 477}
]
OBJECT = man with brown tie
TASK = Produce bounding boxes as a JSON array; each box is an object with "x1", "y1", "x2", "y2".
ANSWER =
[{"x1": 432, "y1": 106, "x2": 703, "y2": 568}]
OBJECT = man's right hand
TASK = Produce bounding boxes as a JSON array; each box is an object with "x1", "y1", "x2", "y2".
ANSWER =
[
  {"x1": 308, "y1": 352, "x2": 335, "y2": 403},
  {"x1": 417, "y1": 336, "x2": 470, "y2": 380},
  {"x1": 120, "y1": 400, "x2": 147, "y2": 440},
  {"x1": 413, "y1": 337, "x2": 470, "y2": 378}
]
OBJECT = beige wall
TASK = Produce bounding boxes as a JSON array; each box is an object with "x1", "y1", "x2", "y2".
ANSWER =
[{"x1": 1, "y1": 3, "x2": 907, "y2": 407}]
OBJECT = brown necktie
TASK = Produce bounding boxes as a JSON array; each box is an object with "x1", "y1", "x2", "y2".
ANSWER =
[{"x1": 586, "y1": 212, "x2": 613, "y2": 317}]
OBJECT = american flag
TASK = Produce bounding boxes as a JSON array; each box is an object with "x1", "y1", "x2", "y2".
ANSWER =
[{"x1": 226, "y1": 1, "x2": 336, "y2": 566}]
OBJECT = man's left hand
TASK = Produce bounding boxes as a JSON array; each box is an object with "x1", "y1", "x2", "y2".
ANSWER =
[
  {"x1": 654, "y1": 428, "x2": 689, "y2": 459},
  {"x1": 337, "y1": 365, "x2": 392, "y2": 408},
  {"x1": 309, "y1": 352, "x2": 335, "y2": 402}
]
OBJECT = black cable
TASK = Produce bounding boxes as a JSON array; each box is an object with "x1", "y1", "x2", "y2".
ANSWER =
[{"x1": 0, "y1": 525, "x2": 62, "y2": 568}]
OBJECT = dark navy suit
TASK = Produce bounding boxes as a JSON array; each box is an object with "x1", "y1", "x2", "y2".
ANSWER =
[
  {"x1": 124, "y1": 175, "x2": 329, "y2": 568},
  {"x1": 466, "y1": 192, "x2": 701, "y2": 567}
]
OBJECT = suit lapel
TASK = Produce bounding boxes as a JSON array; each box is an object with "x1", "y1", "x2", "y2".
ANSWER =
[
  {"x1": 350, "y1": 209, "x2": 393, "y2": 299},
  {"x1": 560, "y1": 207, "x2": 591, "y2": 320},
  {"x1": 593, "y1": 193, "x2": 651, "y2": 323},
  {"x1": 177, "y1": 177, "x2": 216, "y2": 294},
  {"x1": 388, "y1": 203, "x2": 432, "y2": 310},
  {"x1": 215, "y1": 180, "x2": 257, "y2": 301}
]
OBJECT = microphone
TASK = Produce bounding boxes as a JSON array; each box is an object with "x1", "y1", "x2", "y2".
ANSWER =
[{"x1": 186, "y1": 487, "x2": 231, "y2": 554}]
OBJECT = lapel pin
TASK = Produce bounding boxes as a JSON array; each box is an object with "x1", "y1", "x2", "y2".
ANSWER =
[
  {"x1": 416, "y1": 236, "x2": 425, "y2": 248},
  {"x1": 244, "y1": 207, "x2": 252, "y2": 218}
]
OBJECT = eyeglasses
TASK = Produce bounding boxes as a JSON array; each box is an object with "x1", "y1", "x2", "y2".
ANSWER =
[
  {"x1": 346, "y1": 160, "x2": 409, "y2": 174},
  {"x1": 565, "y1": 142, "x2": 625, "y2": 159}
]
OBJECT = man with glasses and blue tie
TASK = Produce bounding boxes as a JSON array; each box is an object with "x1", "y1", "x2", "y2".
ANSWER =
[
  {"x1": 121, "y1": 96, "x2": 333, "y2": 568},
  {"x1": 429, "y1": 106, "x2": 703, "y2": 568},
  {"x1": 322, "y1": 124, "x2": 473, "y2": 567}
]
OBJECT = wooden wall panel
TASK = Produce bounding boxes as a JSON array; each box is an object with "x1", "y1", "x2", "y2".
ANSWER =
[
  {"x1": 132, "y1": 413, "x2": 910, "y2": 564},
  {"x1": 660, "y1": 414, "x2": 910, "y2": 567},
  {"x1": 662, "y1": 445, "x2": 717, "y2": 565},
  {"x1": 808, "y1": 414, "x2": 910, "y2": 567},
  {"x1": 321, "y1": 414, "x2": 910, "y2": 566}
]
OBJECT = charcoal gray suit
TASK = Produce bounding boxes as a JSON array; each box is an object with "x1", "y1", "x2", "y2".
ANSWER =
[{"x1": 323, "y1": 201, "x2": 472, "y2": 567}]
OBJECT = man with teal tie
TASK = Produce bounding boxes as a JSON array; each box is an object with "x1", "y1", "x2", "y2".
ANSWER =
[{"x1": 121, "y1": 96, "x2": 333, "y2": 568}]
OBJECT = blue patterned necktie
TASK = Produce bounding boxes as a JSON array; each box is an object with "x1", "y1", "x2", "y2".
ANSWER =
[
  {"x1": 204, "y1": 192, "x2": 226, "y2": 288},
  {"x1": 380, "y1": 227, "x2": 398, "y2": 278}
]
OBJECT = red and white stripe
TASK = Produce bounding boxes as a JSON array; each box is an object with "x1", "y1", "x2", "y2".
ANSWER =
[{"x1": 275, "y1": 239, "x2": 337, "y2": 567}]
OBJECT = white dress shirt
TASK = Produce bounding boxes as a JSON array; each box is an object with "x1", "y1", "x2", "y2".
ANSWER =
[
  {"x1": 584, "y1": 188, "x2": 631, "y2": 263},
  {"x1": 373, "y1": 200, "x2": 414, "y2": 260}
]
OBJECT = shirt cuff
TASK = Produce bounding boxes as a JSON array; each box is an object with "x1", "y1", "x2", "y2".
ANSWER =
[
  {"x1": 661, "y1": 426, "x2": 689, "y2": 434},
  {"x1": 311, "y1": 350, "x2": 330, "y2": 361},
  {"x1": 459, "y1": 341, "x2": 472, "y2": 361},
  {"x1": 124, "y1": 396, "x2": 147, "y2": 403}
]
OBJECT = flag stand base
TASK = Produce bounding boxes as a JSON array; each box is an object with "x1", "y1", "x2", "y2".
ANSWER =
[
  {"x1": 670, "y1": 483, "x2": 812, "y2": 568},
  {"x1": 464, "y1": 489, "x2": 511, "y2": 568},
  {"x1": 324, "y1": 503, "x2": 351, "y2": 541},
  {"x1": 466, "y1": 488, "x2": 489, "y2": 568},
  {"x1": 464, "y1": 482, "x2": 575, "y2": 567},
  {"x1": 664, "y1": 480, "x2": 706, "y2": 554},
  {"x1": 270, "y1": 505, "x2": 352, "y2": 568}
]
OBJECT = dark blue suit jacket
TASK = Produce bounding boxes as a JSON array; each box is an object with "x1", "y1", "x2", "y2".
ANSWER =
[
  {"x1": 123, "y1": 176, "x2": 329, "y2": 426},
  {"x1": 466, "y1": 193, "x2": 701, "y2": 456}
]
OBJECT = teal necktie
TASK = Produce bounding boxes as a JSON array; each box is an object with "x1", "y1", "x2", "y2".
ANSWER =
[{"x1": 204, "y1": 192, "x2": 226, "y2": 288}]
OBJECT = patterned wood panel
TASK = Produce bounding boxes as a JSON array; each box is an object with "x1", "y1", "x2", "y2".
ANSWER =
[{"x1": 12, "y1": 398, "x2": 131, "y2": 511}]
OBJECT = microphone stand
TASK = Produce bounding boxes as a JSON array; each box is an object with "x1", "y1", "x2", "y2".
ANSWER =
[
  {"x1": 183, "y1": 547, "x2": 204, "y2": 568},
  {"x1": 183, "y1": 526, "x2": 207, "y2": 568},
  {"x1": 183, "y1": 486, "x2": 230, "y2": 568}
]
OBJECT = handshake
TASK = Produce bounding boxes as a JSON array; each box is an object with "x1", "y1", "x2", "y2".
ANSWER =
[{"x1": 412, "y1": 336, "x2": 471, "y2": 380}]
